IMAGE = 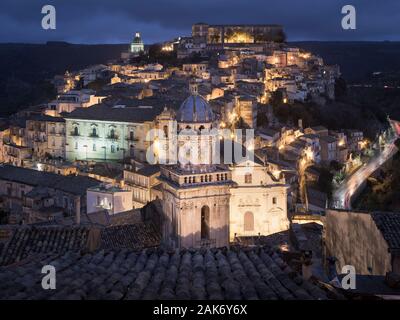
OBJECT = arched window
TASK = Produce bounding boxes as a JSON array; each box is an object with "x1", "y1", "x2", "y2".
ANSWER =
[
  {"x1": 244, "y1": 212, "x2": 254, "y2": 232},
  {"x1": 245, "y1": 173, "x2": 252, "y2": 184},
  {"x1": 91, "y1": 127, "x2": 97, "y2": 137},
  {"x1": 163, "y1": 125, "x2": 168, "y2": 138},
  {"x1": 73, "y1": 126, "x2": 79, "y2": 136},
  {"x1": 110, "y1": 128, "x2": 115, "y2": 139},
  {"x1": 201, "y1": 205, "x2": 210, "y2": 240}
]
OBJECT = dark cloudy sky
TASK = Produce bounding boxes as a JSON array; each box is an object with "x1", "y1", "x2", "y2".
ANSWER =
[{"x1": 0, "y1": 0, "x2": 399, "y2": 44}]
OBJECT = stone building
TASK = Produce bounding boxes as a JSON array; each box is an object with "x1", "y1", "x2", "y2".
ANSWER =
[
  {"x1": 25, "y1": 115, "x2": 66, "y2": 159},
  {"x1": 64, "y1": 103, "x2": 158, "y2": 162},
  {"x1": 0, "y1": 165, "x2": 100, "y2": 224},
  {"x1": 86, "y1": 184, "x2": 132, "y2": 215},
  {"x1": 229, "y1": 157, "x2": 289, "y2": 241},
  {"x1": 160, "y1": 83, "x2": 232, "y2": 248},
  {"x1": 123, "y1": 164, "x2": 162, "y2": 209},
  {"x1": 235, "y1": 95, "x2": 257, "y2": 129},
  {"x1": 159, "y1": 83, "x2": 289, "y2": 248},
  {"x1": 46, "y1": 89, "x2": 105, "y2": 116}
]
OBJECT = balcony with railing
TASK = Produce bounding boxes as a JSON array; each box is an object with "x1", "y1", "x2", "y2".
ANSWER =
[
  {"x1": 106, "y1": 134, "x2": 119, "y2": 140},
  {"x1": 125, "y1": 136, "x2": 139, "y2": 142}
]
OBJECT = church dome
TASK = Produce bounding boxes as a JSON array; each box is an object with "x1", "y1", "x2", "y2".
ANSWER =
[{"x1": 177, "y1": 83, "x2": 215, "y2": 123}]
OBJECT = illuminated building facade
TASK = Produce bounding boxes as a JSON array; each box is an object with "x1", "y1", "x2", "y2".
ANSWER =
[
  {"x1": 159, "y1": 82, "x2": 289, "y2": 248},
  {"x1": 64, "y1": 104, "x2": 157, "y2": 162},
  {"x1": 86, "y1": 185, "x2": 133, "y2": 215},
  {"x1": 160, "y1": 83, "x2": 232, "y2": 249},
  {"x1": 192, "y1": 23, "x2": 285, "y2": 45},
  {"x1": 229, "y1": 158, "x2": 289, "y2": 241},
  {"x1": 130, "y1": 32, "x2": 144, "y2": 55}
]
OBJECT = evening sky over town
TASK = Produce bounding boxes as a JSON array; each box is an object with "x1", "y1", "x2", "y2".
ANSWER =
[{"x1": 0, "y1": 0, "x2": 399, "y2": 43}]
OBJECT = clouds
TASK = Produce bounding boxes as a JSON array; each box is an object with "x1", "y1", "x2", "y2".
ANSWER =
[{"x1": 0, "y1": 0, "x2": 399, "y2": 43}]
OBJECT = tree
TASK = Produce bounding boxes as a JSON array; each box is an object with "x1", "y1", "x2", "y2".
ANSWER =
[
  {"x1": 318, "y1": 168, "x2": 334, "y2": 200},
  {"x1": 257, "y1": 111, "x2": 269, "y2": 127}
]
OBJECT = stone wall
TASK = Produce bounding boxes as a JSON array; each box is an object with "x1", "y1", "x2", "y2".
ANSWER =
[{"x1": 324, "y1": 209, "x2": 392, "y2": 275}]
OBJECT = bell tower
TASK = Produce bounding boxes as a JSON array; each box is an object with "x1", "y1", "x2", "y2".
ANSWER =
[{"x1": 160, "y1": 83, "x2": 232, "y2": 249}]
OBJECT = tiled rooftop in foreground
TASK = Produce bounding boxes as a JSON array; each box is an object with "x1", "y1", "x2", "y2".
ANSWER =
[{"x1": 0, "y1": 246, "x2": 342, "y2": 300}]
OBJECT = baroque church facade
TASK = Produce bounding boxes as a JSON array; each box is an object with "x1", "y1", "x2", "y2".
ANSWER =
[{"x1": 159, "y1": 83, "x2": 289, "y2": 248}]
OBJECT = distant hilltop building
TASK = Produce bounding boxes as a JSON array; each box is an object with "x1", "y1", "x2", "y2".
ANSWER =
[
  {"x1": 130, "y1": 32, "x2": 144, "y2": 55},
  {"x1": 177, "y1": 23, "x2": 286, "y2": 58},
  {"x1": 121, "y1": 32, "x2": 145, "y2": 61},
  {"x1": 192, "y1": 23, "x2": 285, "y2": 45}
]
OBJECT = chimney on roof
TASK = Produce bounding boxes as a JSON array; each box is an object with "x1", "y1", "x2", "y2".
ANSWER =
[
  {"x1": 301, "y1": 250, "x2": 313, "y2": 281},
  {"x1": 75, "y1": 196, "x2": 81, "y2": 225}
]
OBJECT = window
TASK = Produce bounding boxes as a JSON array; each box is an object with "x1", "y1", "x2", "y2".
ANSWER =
[
  {"x1": 92, "y1": 127, "x2": 97, "y2": 137},
  {"x1": 201, "y1": 206, "x2": 210, "y2": 240},
  {"x1": 110, "y1": 128, "x2": 116, "y2": 139},
  {"x1": 244, "y1": 212, "x2": 254, "y2": 232},
  {"x1": 93, "y1": 144, "x2": 96, "y2": 151},
  {"x1": 272, "y1": 197, "x2": 277, "y2": 205},
  {"x1": 245, "y1": 173, "x2": 252, "y2": 184},
  {"x1": 130, "y1": 131, "x2": 134, "y2": 140},
  {"x1": 73, "y1": 126, "x2": 79, "y2": 136},
  {"x1": 75, "y1": 141, "x2": 78, "y2": 149},
  {"x1": 111, "y1": 145, "x2": 115, "y2": 153}
]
